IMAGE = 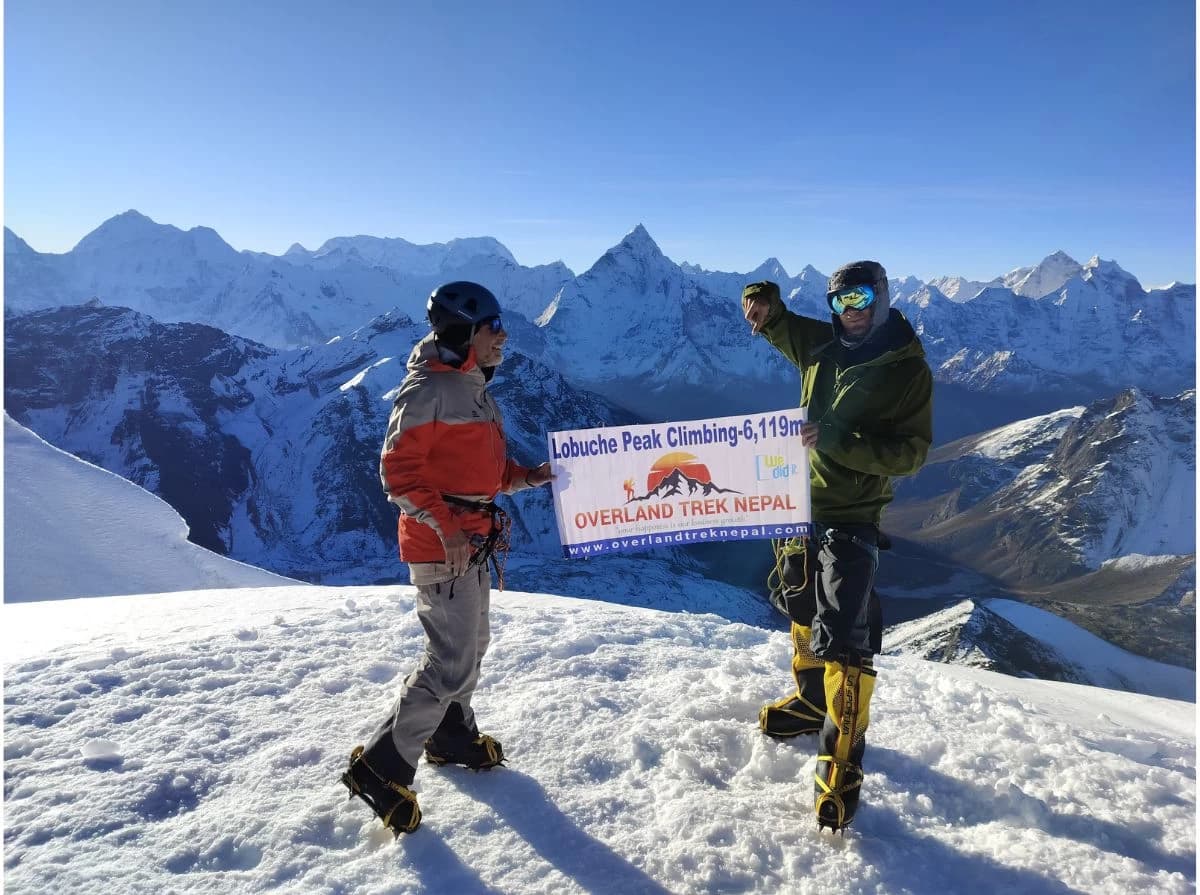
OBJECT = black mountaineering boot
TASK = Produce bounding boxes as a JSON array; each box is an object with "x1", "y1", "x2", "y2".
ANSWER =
[
  {"x1": 341, "y1": 738, "x2": 421, "y2": 836},
  {"x1": 814, "y1": 655, "x2": 876, "y2": 833},
  {"x1": 424, "y1": 702, "x2": 505, "y2": 770},
  {"x1": 760, "y1": 625, "x2": 826, "y2": 737}
]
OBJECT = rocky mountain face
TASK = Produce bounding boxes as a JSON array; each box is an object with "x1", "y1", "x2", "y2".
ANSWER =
[
  {"x1": 3, "y1": 305, "x2": 645, "y2": 588},
  {"x1": 885, "y1": 600, "x2": 1091, "y2": 682},
  {"x1": 891, "y1": 389, "x2": 1195, "y2": 585},
  {"x1": 883, "y1": 598, "x2": 1193, "y2": 700},
  {"x1": 5, "y1": 304, "x2": 273, "y2": 554},
  {"x1": 887, "y1": 389, "x2": 1196, "y2": 665}
]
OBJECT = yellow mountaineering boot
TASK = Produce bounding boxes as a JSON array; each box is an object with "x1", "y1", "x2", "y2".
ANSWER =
[
  {"x1": 759, "y1": 625, "x2": 827, "y2": 737},
  {"x1": 814, "y1": 656, "x2": 876, "y2": 832}
]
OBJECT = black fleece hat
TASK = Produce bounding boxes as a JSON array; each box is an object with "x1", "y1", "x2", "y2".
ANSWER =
[{"x1": 827, "y1": 261, "x2": 887, "y2": 301}]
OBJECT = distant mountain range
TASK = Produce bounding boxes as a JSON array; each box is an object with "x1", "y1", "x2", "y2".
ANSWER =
[
  {"x1": 4, "y1": 212, "x2": 572, "y2": 346},
  {"x1": 6, "y1": 213, "x2": 1194, "y2": 432},
  {"x1": 3, "y1": 211, "x2": 1194, "y2": 682}
]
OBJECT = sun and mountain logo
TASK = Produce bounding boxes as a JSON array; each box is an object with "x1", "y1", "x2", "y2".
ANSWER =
[{"x1": 624, "y1": 452, "x2": 741, "y2": 503}]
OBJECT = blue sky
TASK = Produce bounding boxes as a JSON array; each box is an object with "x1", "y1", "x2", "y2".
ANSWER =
[{"x1": 5, "y1": 0, "x2": 1195, "y2": 285}]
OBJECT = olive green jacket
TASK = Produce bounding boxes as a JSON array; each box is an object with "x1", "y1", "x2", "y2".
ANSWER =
[{"x1": 758, "y1": 300, "x2": 933, "y2": 525}]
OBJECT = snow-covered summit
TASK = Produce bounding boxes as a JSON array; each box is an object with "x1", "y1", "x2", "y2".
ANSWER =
[
  {"x1": 72, "y1": 210, "x2": 239, "y2": 264},
  {"x1": 1003, "y1": 249, "x2": 1085, "y2": 298},
  {"x1": 926, "y1": 274, "x2": 999, "y2": 302},
  {"x1": 4, "y1": 213, "x2": 571, "y2": 346},
  {"x1": 747, "y1": 256, "x2": 790, "y2": 282},
  {"x1": 299, "y1": 234, "x2": 519, "y2": 273},
  {"x1": 612, "y1": 222, "x2": 663, "y2": 258}
]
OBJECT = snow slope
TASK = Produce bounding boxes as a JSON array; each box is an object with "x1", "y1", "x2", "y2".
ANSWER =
[
  {"x1": 3, "y1": 410, "x2": 1195, "y2": 893},
  {"x1": 3, "y1": 584, "x2": 1194, "y2": 894},
  {"x1": 3, "y1": 413, "x2": 296, "y2": 601}
]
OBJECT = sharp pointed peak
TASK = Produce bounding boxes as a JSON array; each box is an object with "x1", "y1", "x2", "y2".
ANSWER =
[
  {"x1": 749, "y1": 257, "x2": 789, "y2": 279},
  {"x1": 606, "y1": 224, "x2": 664, "y2": 260},
  {"x1": 618, "y1": 223, "x2": 660, "y2": 249}
]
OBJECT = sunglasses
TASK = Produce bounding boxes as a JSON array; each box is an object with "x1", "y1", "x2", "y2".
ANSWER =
[
  {"x1": 477, "y1": 316, "x2": 504, "y2": 334},
  {"x1": 828, "y1": 285, "x2": 876, "y2": 315}
]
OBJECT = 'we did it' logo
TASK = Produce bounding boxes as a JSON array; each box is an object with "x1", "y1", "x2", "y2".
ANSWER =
[{"x1": 755, "y1": 454, "x2": 801, "y2": 481}]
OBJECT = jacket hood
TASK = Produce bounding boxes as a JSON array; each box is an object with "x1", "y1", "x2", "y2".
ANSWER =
[
  {"x1": 828, "y1": 260, "x2": 891, "y2": 348},
  {"x1": 407, "y1": 331, "x2": 482, "y2": 375}
]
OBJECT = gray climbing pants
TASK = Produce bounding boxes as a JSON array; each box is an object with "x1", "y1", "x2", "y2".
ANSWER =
[{"x1": 375, "y1": 562, "x2": 491, "y2": 769}]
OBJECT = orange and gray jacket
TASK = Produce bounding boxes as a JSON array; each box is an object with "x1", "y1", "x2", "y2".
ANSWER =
[{"x1": 380, "y1": 333, "x2": 534, "y2": 563}]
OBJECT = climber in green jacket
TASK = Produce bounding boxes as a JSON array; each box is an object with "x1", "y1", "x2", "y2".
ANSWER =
[{"x1": 742, "y1": 261, "x2": 933, "y2": 833}]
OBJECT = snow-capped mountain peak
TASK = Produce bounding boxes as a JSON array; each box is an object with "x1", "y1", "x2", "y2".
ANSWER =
[
  {"x1": 1005, "y1": 250, "x2": 1084, "y2": 298},
  {"x1": 71, "y1": 209, "x2": 239, "y2": 266},
  {"x1": 610, "y1": 223, "x2": 664, "y2": 260},
  {"x1": 74, "y1": 209, "x2": 166, "y2": 242},
  {"x1": 748, "y1": 257, "x2": 790, "y2": 281},
  {"x1": 1082, "y1": 255, "x2": 1143, "y2": 293},
  {"x1": 904, "y1": 283, "x2": 952, "y2": 310},
  {"x1": 444, "y1": 236, "x2": 518, "y2": 265}
]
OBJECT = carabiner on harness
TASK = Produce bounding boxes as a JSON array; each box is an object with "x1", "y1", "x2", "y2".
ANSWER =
[{"x1": 442, "y1": 494, "x2": 513, "y2": 590}]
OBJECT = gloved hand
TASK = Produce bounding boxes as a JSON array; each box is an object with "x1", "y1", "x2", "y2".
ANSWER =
[{"x1": 741, "y1": 281, "x2": 780, "y2": 334}]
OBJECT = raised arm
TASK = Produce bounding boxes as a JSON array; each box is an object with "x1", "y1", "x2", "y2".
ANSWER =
[{"x1": 743, "y1": 280, "x2": 834, "y2": 371}]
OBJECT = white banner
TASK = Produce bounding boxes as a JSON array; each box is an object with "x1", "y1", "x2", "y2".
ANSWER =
[{"x1": 547, "y1": 409, "x2": 811, "y2": 558}]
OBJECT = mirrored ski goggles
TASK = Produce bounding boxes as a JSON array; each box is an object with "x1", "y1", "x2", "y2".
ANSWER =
[
  {"x1": 476, "y1": 316, "x2": 504, "y2": 334},
  {"x1": 828, "y1": 284, "x2": 876, "y2": 315}
]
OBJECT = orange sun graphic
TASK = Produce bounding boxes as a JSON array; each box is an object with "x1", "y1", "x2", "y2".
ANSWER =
[{"x1": 646, "y1": 451, "x2": 712, "y2": 492}]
